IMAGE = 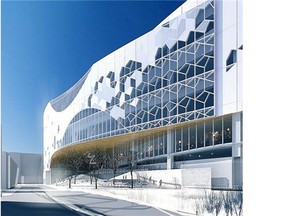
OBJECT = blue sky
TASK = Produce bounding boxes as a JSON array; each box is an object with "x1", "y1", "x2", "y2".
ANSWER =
[{"x1": 2, "y1": 0, "x2": 184, "y2": 153}]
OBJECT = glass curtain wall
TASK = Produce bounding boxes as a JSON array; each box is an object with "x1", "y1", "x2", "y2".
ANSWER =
[{"x1": 116, "y1": 114, "x2": 234, "y2": 161}]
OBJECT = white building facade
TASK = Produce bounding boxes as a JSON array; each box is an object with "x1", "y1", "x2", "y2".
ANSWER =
[{"x1": 43, "y1": 0, "x2": 242, "y2": 189}]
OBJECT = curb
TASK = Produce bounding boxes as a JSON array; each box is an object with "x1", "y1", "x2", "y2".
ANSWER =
[
  {"x1": 49, "y1": 184, "x2": 193, "y2": 216},
  {"x1": 42, "y1": 187, "x2": 103, "y2": 216}
]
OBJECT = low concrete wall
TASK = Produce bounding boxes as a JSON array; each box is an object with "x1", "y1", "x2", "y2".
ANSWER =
[
  {"x1": 180, "y1": 157, "x2": 233, "y2": 188},
  {"x1": 181, "y1": 167, "x2": 211, "y2": 188},
  {"x1": 116, "y1": 169, "x2": 182, "y2": 187}
]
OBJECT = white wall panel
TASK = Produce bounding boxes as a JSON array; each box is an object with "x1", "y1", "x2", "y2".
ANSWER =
[
  {"x1": 124, "y1": 40, "x2": 136, "y2": 65},
  {"x1": 237, "y1": 0, "x2": 243, "y2": 48},
  {"x1": 237, "y1": 50, "x2": 243, "y2": 111},
  {"x1": 136, "y1": 34, "x2": 149, "y2": 69},
  {"x1": 182, "y1": 0, "x2": 198, "y2": 14},
  {"x1": 223, "y1": 25, "x2": 237, "y2": 62},
  {"x1": 222, "y1": 0, "x2": 237, "y2": 31},
  {"x1": 148, "y1": 29, "x2": 157, "y2": 66},
  {"x1": 223, "y1": 65, "x2": 237, "y2": 114}
]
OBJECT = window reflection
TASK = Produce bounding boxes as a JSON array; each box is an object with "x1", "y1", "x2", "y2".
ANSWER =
[
  {"x1": 224, "y1": 115, "x2": 232, "y2": 143},
  {"x1": 190, "y1": 125, "x2": 196, "y2": 149},
  {"x1": 163, "y1": 133, "x2": 167, "y2": 154},
  {"x1": 183, "y1": 127, "x2": 189, "y2": 151},
  {"x1": 176, "y1": 129, "x2": 182, "y2": 152},
  {"x1": 197, "y1": 122, "x2": 204, "y2": 148},
  {"x1": 205, "y1": 120, "x2": 213, "y2": 146},
  {"x1": 159, "y1": 135, "x2": 164, "y2": 155},
  {"x1": 117, "y1": 114, "x2": 234, "y2": 162},
  {"x1": 154, "y1": 135, "x2": 159, "y2": 156},
  {"x1": 213, "y1": 118, "x2": 223, "y2": 145}
]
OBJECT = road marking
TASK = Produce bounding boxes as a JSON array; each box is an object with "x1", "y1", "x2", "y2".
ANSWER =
[
  {"x1": 42, "y1": 191, "x2": 103, "y2": 216},
  {"x1": 153, "y1": 207, "x2": 178, "y2": 216},
  {"x1": 2, "y1": 193, "x2": 13, "y2": 196}
]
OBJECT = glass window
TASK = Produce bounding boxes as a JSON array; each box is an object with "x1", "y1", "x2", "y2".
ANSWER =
[
  {"x1": 197, "y1": 122, "x2": 204, "y2": 148},
  {"x1": 163, "y1": 132, "x2": 167, "y2": 154},
  {"x1": 159, "y1": 135, "x2": 164, "y2": 155},
  {"x1": 145, "y1": 139, "x2": 149, "y2": 157},
  {"x1": 170, "y1": 129, "x2": 175, "y2": 153},
  {"x1": 141, "y1": 139, "x2": 145, "y2": 159},
  {"x1": 190, "y1": 125, "x2": 196, "y2": 149},
  {"x1": 183, "y1": 127, "x2": 189, "y2": 151},
  {"x1": 103, "y1": 121, "x2": 106, "y2": 133},
  {"x1": 224, "y1": 115, "x2": 232, "y2": 143},
  {"x1": 154, "y1": 135, "x2": 159, "y2": 156},
  {"x1": 99, "y1": 123, "x2": 102, "y2": 134},
  {"x1": 107, "y1": 120, "x2": 110, "y2": 132},
  {"x1": 226, "y1": 50, "x2": 237, "y2": 67},
  {"x1": 205, "y1": 120, "x2": 213, "y2": 147},
  {"x1": 176, "y1": 129, "x2": 182, "y2": 152},
  {"x1": 195, "y1": 8, "x2": 204, "y2": 28},
  {"x1": 213, "y1": 118, "x2": 223, "y2": 145},
  {"x1": 145, "y1": 138, "x2": 152, "y2": 157},
  {"x1": 130, "y1": 78, "x2": 136, "y2": 87}
]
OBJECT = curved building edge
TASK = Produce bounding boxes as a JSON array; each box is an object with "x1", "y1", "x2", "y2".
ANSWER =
[{"x1": 43, "y1": 0, "x2": 243, "y2": 190}]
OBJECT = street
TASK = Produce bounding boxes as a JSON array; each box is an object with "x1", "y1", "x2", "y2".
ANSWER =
[
  {"x1": 1, "y1": 185, "x2": 181, "y2": 216},
  {"x1": 1, "y1": 185, "x2": 83, "y2": 216}
]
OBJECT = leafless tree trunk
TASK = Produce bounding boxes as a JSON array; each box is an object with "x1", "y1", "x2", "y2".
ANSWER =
[
  {"x1": 90, "y1": 174, "x2": 93, "y2": 185},
  {"x1": 94, "y1": 175, "x2": 98, "y2": 189},
  {"x1": 130, "y1": 169, "x2": 133, "y2": 189},
  {"x1": 74, "y1": 175, "x2": 77, "y2": 184},
  {"x1": 215, "y1": 192, "x2": 223, "y2": 216},
  {"x1": 232, "y1": 190, "x2": 243, "y2": 216},
  {"x1": 222, "y1": 191, "x2": 233, "y2": 216},
  {"x1": 68, "y1": 177, "x2": 72, "y2": 189}
]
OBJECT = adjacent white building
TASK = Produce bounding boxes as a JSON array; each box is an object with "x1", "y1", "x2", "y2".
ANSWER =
[{"x1": 1, "y1": 152, "x2": 43, "y2": 189}]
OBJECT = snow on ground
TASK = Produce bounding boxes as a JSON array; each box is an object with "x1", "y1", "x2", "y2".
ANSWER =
[{"x1": 50, "y1": 175, "x2": 239, "y2": 216}]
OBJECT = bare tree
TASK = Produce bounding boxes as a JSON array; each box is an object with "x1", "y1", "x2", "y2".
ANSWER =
[
  {"x1": 85, "y1": 147, "x2": 104, "y2": 189},
  {"x1": 195, "y1": 198, "x2": 205, "y2": 216},
  {"x1": 231, "y1": 190, "x2": 243, "y2": 216},
  {"x1": 73, "y1": 152, "x2": 86, "y2": 184},
  {"x1": 56, "y1": 150, "x2": 83, "y2": 189},
  {"x1": 215, "y1": 192, "x2": 223, "y2": 216},
  {"x1": 222, "y1": 191, "x2": 233, "y2": 216},
  {"x1": 203, "y1": 190, "x2": 215, "y2": 215},
  {"x1": 107, "y1": 152, "x2": 123, "y2": 185},
  {"x1": 124, "y1": 149, "x2": 138, "y2": 189},
  {"x1": 83, "y1": 151, "x2": 94, "y2": 185}
]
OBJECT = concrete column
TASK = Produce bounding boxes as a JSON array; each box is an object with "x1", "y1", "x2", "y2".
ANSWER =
[
  {"x1": 167, "y1": 129, "x2": 174, "y2": 170},
  {"x1": 215, "y1": 0, "x2": 224, "y2": 116},
  {"x1": 232, "y1": 112, "x2": 241, "y2": 144},
  {"x1": 232, "y1": 112, "x2": 243, "y2": 189},
  {"x1": 232, "y1": 157, "x2": 243, "y2": 189},
  {"x1": 232, "y1": 112, "x2": 242, "y2": 158}
]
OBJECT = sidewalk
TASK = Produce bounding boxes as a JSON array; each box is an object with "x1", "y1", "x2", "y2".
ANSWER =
[
  {"x1": 43, "y1": 184, "x2": 187, "y2": 216},
  {"x1": 1, "y1": 184, "x2": 22, "y2": 197}
]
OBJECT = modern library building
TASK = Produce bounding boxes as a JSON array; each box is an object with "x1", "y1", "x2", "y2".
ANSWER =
[{"x1": 43, "y1": 0, "x2": 243, "y2": 189}]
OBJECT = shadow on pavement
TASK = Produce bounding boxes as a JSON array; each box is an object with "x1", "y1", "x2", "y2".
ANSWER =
[{"x1": 1, "y1": 201, "x2": 82, "y2": 216}]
